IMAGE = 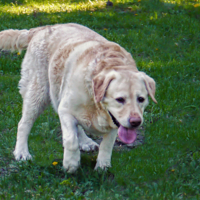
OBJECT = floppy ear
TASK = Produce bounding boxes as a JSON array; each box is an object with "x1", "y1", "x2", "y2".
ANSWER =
[
  {"x1": 92, "y1": 72, "x2": 116, "y2": 103},
  {"x1": 140, "y1": 72, "x2": 157, "y2": 104}
]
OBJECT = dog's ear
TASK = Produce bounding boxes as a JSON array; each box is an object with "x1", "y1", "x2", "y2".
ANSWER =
[
  {"x1": 140, "y1": 72, "x2": 157, "y2": 103},
  {"x1": 92, "y1": 72, "x2": 116, "y2": 103}
]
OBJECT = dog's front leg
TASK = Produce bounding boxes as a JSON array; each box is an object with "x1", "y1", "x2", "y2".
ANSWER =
[
  {"x1": 95, "y1": 129, "x2": 117, "y2": 170},
  {"x1": 58, "y1": 106, "x2": 80, "y2": 173}
]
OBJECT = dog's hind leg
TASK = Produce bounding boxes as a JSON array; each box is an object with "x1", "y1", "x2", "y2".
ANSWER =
[
  {"x1": 14, "y1": 77, "x2": 50, "y2": 161},
  {"x1": 78, "y1": 126, "x2": 99, "y2": 152}
]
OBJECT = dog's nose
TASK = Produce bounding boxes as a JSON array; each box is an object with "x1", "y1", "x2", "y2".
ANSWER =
[{"x1": 129, "y1": 117, "x2": 141, "y2": 128}]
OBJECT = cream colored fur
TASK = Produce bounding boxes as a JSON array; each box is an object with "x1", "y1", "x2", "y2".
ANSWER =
[{"x1": 0, "y1": 23, "x2": 157, "y2": 173}]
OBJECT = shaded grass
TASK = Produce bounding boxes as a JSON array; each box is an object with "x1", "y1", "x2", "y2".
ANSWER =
[{"x1": 0, "y1": 0, "x2": 200, "y2": 199}]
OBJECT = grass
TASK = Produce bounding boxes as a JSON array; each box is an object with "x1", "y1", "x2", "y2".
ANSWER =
[{"x1": 0, "y1": 0, "x2": 200, "y2": 199}]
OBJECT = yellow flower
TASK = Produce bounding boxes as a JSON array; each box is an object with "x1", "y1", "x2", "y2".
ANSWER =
[
  {"x1": 17, "y1": 52, "x2": 21, "y2": 55},
  {"x1": 155, "y1": 48, "x2": 158, "y2": 51},
  {"x1": 194, "y1": 4, "x2": 200, "y2": 7},
  {"x1": 171, "y1": 169, "x2": 175, "y2": 172},
  {"x1": 52, "y1": 161, "x2": 58, "y2": 166},
  {"x1": 135, "y1": 14, "x2": 138, "y2": 16},
  {"x1": 104, "y1": 28, "x2": 108, "y2": 31},
  {"x1": 138, "y1": 0, "x2": 141, "y2": 2}
]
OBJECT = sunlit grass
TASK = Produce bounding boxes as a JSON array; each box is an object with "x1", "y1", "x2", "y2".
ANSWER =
[
  {"x1": 0, "y1": 0, "x2": 138, "y2": 15},
  {"x1": 0, "y1": 0, "x2": 198, "y2": 17},
  {"x1": 0, "y1": 1, "x2": 106, "y2": 14},
  {"x1": 0, "y1": 0, "x2": 141, "y2": 15},
  {"x1": 0, "y1": 0, "x2": 198, "y2": 16}
]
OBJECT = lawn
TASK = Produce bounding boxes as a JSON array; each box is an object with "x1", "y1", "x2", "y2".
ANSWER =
[{"x1": 0, "y1": 0, "x2": 200, "y2": 199}]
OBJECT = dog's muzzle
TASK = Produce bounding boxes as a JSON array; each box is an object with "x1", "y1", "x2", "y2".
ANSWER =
[{"x1": 108, "y1": 110, "x2": 137, "y2": 144}]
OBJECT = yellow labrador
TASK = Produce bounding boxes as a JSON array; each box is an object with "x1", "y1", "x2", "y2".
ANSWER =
[{"x1": 0, "y1": 24, "x2": 157, "y2": 173}]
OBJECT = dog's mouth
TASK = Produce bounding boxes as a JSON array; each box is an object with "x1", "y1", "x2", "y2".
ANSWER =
[
  {"x1": 108, "y1": 111, "x2": 137, "y2": 144},
  {"x1": 108, "y1": 111, "x2": 120, "y2": 128}
]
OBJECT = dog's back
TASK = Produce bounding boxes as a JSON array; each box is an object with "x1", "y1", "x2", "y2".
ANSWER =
[{"x1": 0, "y1": 23, "x2": 107, "y2": 53}]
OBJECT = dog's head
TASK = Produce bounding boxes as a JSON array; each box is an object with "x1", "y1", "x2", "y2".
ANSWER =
[{"x1": 92, "y1": 69, "x2": 157, "y2": 144}]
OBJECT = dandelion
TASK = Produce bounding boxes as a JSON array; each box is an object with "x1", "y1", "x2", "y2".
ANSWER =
[
  {"x1": 104, "y1": 28, "x2": 108, "y2": 31},
  {"x1": 52, "y1": 161, "x2": 58, "y2": 166},
  {"x1": 17, "y1": 52, "x2": 20, "y2": 55},
  {"x1": 194, "y1": 4, "x2": 200, "y2": 7},
  {"x1": 138, "y1": 0, "x2": 141, "y2": 2},
  {"x1": 171, "y1": 169, "x2": 175, "y2": 172},
  {"x1": 135, "y1": 14, "x2": 138, "y2": 16}
]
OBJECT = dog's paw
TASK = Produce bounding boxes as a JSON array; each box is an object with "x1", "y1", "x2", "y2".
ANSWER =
[
  {"x1": 63, "y1": 162, "x2": 80, "y2": 173},
  {"x1": 94, "y1": 159, "x2": 111, "y2": 171},
  {"x1": 13, "y1": 150, "x2": 32, "y2": 161},
  {"x1": 79, "y1": 139, "x2": 99, "y2": 152},
  {"x1": 63, "y1": 159, "x2": 80, "y2": 173},
  {"x1": 63, "y1": 148, "x2": 80, "y2": 173}
]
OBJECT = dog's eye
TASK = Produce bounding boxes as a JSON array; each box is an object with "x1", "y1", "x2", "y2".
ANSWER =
[
  {"x1": 138, "y1": 97, "x2": 145, "y2": 103},
  {"x1": 116, "y1": 97, "x2": 125, "y2": 104}
]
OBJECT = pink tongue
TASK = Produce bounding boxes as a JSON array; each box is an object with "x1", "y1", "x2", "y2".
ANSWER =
[{"x1": 118, "y1": 125, "x2": 137, "y2": 144}]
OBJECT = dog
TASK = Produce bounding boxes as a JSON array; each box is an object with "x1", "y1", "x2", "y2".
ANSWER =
[{"x1": 0, "y1": 23, "x2": 157, "y2": 173}]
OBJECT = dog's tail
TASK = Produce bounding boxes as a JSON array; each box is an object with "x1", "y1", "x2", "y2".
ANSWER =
[
  {"x1": 0, "y1": 26, "x2": 51, "y2": 53},
  {"x1": 0, "y1": 29, "x2": 32, "y2": 53}
]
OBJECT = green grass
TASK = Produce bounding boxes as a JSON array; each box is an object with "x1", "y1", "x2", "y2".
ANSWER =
[{"x1": 0, "y1": 0, "x2": 200, "y2": 199}]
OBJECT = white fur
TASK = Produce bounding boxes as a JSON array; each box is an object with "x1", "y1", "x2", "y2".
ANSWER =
[{"x1": 0, "y1": 23, "x2": 157, "y2": 173}]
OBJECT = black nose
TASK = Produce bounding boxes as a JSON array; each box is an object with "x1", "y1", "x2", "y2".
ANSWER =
[{"x1": 129, "y1": 117, "x2": 141, "y2": 128}]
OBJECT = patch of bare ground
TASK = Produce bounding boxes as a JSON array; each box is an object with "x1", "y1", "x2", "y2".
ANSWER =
[{"x1": 56, "y1": 126, "x2": 145, "y2": 152}]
